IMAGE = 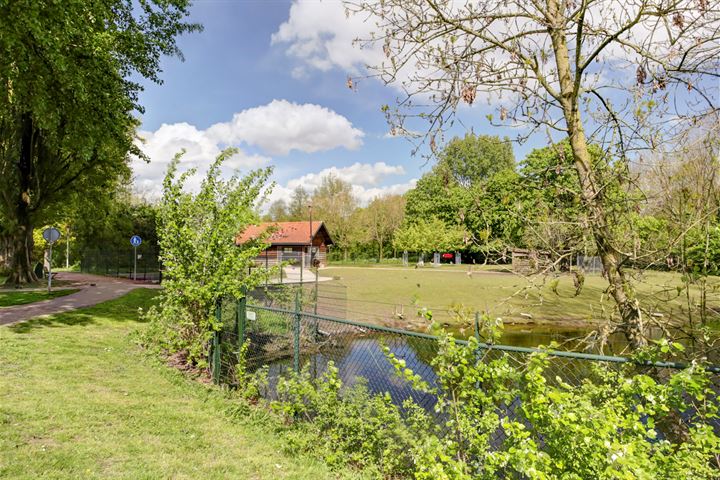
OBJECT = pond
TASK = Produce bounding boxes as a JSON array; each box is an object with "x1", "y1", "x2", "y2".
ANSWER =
[
  {"x1": 446, "y1": 321, "x2": 720, "y2": 359},
  {"x1": 260, "y1": 335, "x2": 441, "y2": 413}
]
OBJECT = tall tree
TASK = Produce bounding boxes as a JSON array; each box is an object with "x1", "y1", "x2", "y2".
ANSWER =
[
  {"x1": 356, "y1": 194, "x2": 406, "y2": 261},
  {"x1": 265, "y1": 199, "x2": 290, "y2": 222},
  {"x1": 0, "y1": 0, "x2": 199, "y2": 284},
  {"x1": 350, "y1": 0, "x2": 720, "y2": 349},
  {"x1": 439, "y1": 133, "x2": 514, "y2": 187},
  {"x1": 393, "y1": 217, "x2": 466, "y2": 254},
  {"x1": 405, "y1": 134, "x2": 518, "y2": 254},
  {"x1": 311, "y1": 174, "x2": 358, "y2": 259},
  {"x1": 288, "y1": 186, "x2": 310, "y2": 220}
]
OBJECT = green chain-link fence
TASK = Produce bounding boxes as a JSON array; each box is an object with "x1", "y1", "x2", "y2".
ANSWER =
[
  {"x1": 80, "y1": 247, "x2": 162, "y2": 282},
  {"x1": 210, "y1": 293, "x2": 720, "y2": 441}
]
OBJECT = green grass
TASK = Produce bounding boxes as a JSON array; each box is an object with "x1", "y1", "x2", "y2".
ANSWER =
[
  {"x1": 0, "y1": 279, "x2": 75, "y2": 290},
  {"x1": 0, "y1": 288, "x2": 79, "y2": 307},
  {"x1": 321, "y1": 266, "x2": 720, "y2": 329},
  {"x1": 0, "y1": 289, "x2": 361, "y2": 480}
]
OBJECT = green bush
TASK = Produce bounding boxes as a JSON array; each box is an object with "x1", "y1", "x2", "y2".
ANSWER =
[
  {"x1": 240, "y1": 336, "x2": 720, "y2": 479},
  {"x1": 272, "y1": 363, "x2": 431, "y2": 477},
  {"x1": 140, "y1": 148, "x2": 272, "y2": 367},
  {"x1": 389, "y1": 335, "x2": 720, "y2": 479}
]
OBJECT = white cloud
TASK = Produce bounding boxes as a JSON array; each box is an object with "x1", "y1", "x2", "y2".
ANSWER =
[
  {"x1": 351, "y1": 179, "x2": 417, "y2": 204},
  {"x1": 206, "y1": 100, "x2": 364, "y2": 156},
  {"x1": 266, "y1": 162, "x2": 415, "y2": 209},
  {"x1": 132, "y1": 123, "x2": 271, "y2": 198},
  {"x1": 132, "y1": 100, "x2": 364, "y2": 197},
  {"x1": 271, "y1": 1, "x2": 382, "y2": 74},
  {"x1": 286, "y1": 162, "x2": 405, "y2": 190}
]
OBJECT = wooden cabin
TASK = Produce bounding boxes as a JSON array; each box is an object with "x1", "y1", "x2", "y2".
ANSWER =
[{"x1": 235, "y1": 221, "x2": 334, "y2": 268}]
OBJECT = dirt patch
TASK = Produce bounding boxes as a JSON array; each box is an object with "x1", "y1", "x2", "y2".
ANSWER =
[{"x1": 166, "y1": 350, "x2": 211, "y2": 383}]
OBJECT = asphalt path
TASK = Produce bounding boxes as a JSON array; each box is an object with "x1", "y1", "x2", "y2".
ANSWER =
[{"x1": 0, "y1": 272, "x2": 159, "y2": 326}]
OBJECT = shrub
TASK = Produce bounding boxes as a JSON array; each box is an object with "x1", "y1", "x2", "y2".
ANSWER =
[
  {"x1": 272, "y1": 363, "x2": 431, "y2": 477},
  {"x1": 141, "y1": 148, "x2": 272, "y2": 366},
  {"x1": 388, "y1": 335, "x2": 720, "y2": 479}
]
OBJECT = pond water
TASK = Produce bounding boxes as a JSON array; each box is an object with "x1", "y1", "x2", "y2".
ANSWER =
[
  {"x1": 251, "y1": 328, "x2": 618, "y2": 417},
  {"x1": 445, "y1": 321, "x2": 720, "y2": 358}
]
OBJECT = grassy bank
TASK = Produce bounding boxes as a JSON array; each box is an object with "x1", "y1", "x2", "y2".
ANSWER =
[
  {"x1": 319, "y1": 266, "x2": 720, "y2": 328},
  {"x1": 0, "y1": 288, "x2": 79, "y2": 307},
  {"x1": 0, "y1": 289, "x2": 360, "y2": 480}
]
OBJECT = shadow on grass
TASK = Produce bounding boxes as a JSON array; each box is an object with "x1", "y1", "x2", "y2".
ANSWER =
[
  {"x1": 8, "y1": 289, "x2": 159, "y2": 334},
  {"x1": 0, "y1": 289, "x2": 80, "y2": 307}
]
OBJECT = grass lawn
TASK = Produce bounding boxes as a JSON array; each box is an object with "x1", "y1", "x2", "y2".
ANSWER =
[
  {"x1": 0, "y1": 288, "x2": 79, "y2": 307},
  {"x1": 0, "y1": 289, "x2": 362, "y2": 480},
  {"x1": 319, "y1": 266, "x2": 720, "y2": 329}
]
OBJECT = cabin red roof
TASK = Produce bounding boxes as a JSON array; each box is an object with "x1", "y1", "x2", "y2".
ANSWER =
[{"x1": 235, "y1": 221, "x2": 333, "y2": 246}]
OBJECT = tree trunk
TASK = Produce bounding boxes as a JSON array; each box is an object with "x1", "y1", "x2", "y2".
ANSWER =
[
  {"x1": 6, "y1": 221, "x2": 36, "y2": 285},
  {"x1": 0, "y1": 234, "x2": 12, "y2": 270},
  {"x1": 548, "y1": 3, "x2": 645, "y2": 349},
  {"x1": 6, "y1": 113, "x2": 39, "y2": 285}
]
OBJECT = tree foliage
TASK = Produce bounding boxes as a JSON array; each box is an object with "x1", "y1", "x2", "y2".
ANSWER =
[
  {"x1": 352, "y1": 194, "x2": 406, "y2": 260},
  {"x1": 438, "y1": 133, "x2": 514, "y2": 187},
  {"x1": 405, "y1": 134, "x2": 520, "y2": 255},
  {"x1": 311, "y1": 174, "x2": 358, "y2": 258},
  {"x1": 349, "y1": 0, "x2": 720, "y2": 349},
  {"x1": 142, "y1": 149, "x2": 271, "y2": 366},
  {"x1": 0, "y1": 0, "x2": 199, "y2": 284},
  {"x1": 393, "y1": 217, "x2": 466, "y2": 253},
  {"x1": 289, "y1": 186, "x2": 311, "y2": 220}
]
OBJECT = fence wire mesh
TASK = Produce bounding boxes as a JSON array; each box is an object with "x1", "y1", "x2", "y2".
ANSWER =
[
  {"x1": 211, "y1": 294, "x2": 720, "y2": 444},
  {"x1": 80, "y1": 247, "x2": 162, "y2": 282}
]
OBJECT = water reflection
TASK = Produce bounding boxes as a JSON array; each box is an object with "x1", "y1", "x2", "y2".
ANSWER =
[{"x1": 259, "y1": 334, "x2": 440, "y2": 411}]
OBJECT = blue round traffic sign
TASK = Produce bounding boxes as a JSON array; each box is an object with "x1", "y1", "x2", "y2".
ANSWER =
[{"x1": 130, "y1": 235, "x2": 142, "y2": 247}]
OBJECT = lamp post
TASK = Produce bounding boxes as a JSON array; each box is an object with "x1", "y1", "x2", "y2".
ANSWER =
[
  {"x1": 308, "y1": 204, "x2": 313, "y2": 267},
  {"x1": 308, "y1": 204, "x2": 318, "y2": 314}
]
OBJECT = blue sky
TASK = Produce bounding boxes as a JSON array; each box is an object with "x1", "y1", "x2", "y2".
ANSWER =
[
  {"x1": 131, "y1": 0, "x2": 538, "y2": 205},
  {"x1": 131, "y1": 1, "x2": 718, "y2": 206}
]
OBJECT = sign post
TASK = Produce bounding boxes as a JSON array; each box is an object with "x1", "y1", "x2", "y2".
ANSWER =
[
  {"x1": 42, "y1": 227, "x2": 61, "y2": 292},
  {"x1": 130, "y1": 235, "x2": 142, "y2": 281}
]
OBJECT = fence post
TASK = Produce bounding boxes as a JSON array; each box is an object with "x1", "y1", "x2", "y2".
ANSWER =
[
  {"x1": 294, "y1": 289, "x2": 301, "y2": 374},
  {"x1": 211, "y1": 297, "x2": 222, "y2": 385},
  {"x1": 474, "y1": 311, "x2": 480, "y2": 342},
  {"x1": 474, "y1": 312, "x2": 482, "y2": 389},
  {"x1": 237, "y1": 288, "x2": 247, "y2": 352}
]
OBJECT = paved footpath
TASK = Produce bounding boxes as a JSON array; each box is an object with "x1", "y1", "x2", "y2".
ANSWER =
[{"x1": 0, "y1": 272, "x2": 160, "y2": 327}]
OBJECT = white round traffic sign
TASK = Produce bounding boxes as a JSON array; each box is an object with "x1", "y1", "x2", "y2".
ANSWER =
[{"x1": 42, "y1": 227, "x2": 61, "y2": 244}]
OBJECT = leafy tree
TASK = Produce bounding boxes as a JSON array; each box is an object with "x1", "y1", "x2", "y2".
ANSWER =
[
  {"x1": 465, "y1": 169, "x2": 527, "y2": 254},
  {"x1": 351, "y1": 0, "x2": 720, "y2": 348},
  {"x1": 0, "y1": 0, "x2": 199, "y2": 285},
  {"x1": 439, "y1": 133, "x2": 514, "y2": 187},
  {"x1": 288, "y1": 186, "x2": 310, "y2": 220},
  {"x1": 354, "y1": 194, "x2": 406, "y2": 261},
  {"x1": 311, "y1": 174, "x2": 358, "y2": 260},
  {"x1": 142, "y1": 149, "x2": 271, "y2": 366},
  {"x1": 265, "y1": 199, "x2": 290, "y2": 222},
  {"x1": 518, "y1": 141, "x2": 596, "y2": 256},
  {"x1": 394, "y1": 217, "x2": 466, "y2": 254},
  {"x1": 405, "y1": 169, "x2": 471, "y2": 227},
  {"x1": 405, "y1": 134, "x2": 520, "y2": 255}
]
